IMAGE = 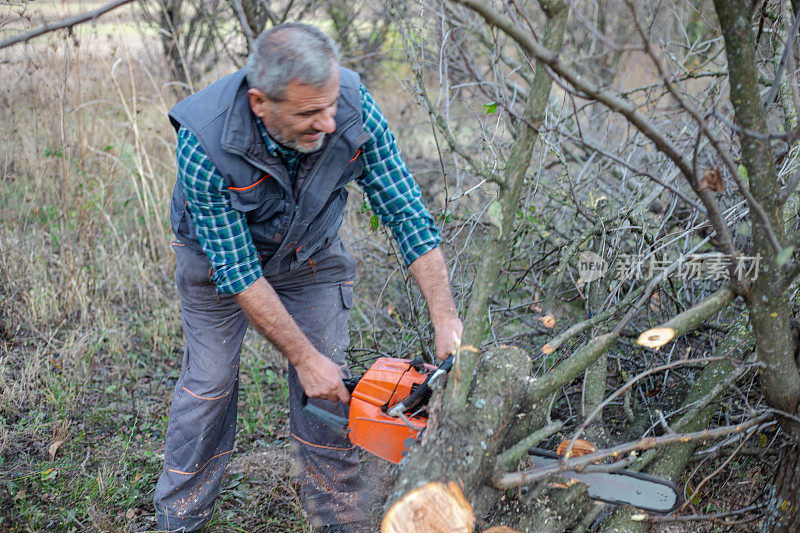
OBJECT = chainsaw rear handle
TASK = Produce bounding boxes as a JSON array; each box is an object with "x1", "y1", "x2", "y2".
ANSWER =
[
  {"x1": 301, "y1": 377, "x2": 359, "y2": 431},
  {"x1": 386, "y1": 354, "x2": 454, "y2": 417}
]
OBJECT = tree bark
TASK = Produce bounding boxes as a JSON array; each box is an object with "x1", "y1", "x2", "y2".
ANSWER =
[
  {"x1": 765, "y1": 444, "x2": 800, "y2": 532},
  {"x1": 713, "y1": 0, "x2": 800, "y2": 428}
]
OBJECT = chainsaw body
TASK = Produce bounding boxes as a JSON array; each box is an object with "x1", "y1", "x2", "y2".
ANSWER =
[
  {"x1": 348, "y1": 357, "x2": 436, "y2": 463},
  {"x1": 301, "y1": 356, "x2": 440, "y2": 464}
]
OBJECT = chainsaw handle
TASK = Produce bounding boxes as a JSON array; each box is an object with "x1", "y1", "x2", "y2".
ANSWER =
[
  {"x1": 300, "y1": 377, "x2": 360, "y2": 431},
  {"x1": 387, "y1": 354, "x2": 454, "y2": 416}
]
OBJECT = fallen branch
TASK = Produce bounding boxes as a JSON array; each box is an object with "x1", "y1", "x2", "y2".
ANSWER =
[
  {"x1": 495, "y1": 420, "x2": 563, "y2": 472},
  {"x1": 492, "y1": 413, "x2": 771, "y2": 489},
  {"x1": 562, "y1": 356, "x2": 728, "y2": 459},
  {"x1": 0, "y1": 0, "x2": 135, "y2": 50}
]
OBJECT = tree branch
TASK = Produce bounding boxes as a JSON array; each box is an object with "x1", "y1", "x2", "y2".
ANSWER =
[
  {"x1": 626, "y1": 0, "x2": 783, "y2": 256},
  {"x1": 452, "y1": 0, "x2": 741, "y2": 258},
  {"x1": 230, "y1": 0, "x2": 257, "y2": 51},
  {"x1": 493, "y1": 413, "x2": 772, "y2": 489},
  {"x1": 0, "y1": 0, "x2": 135, "y2": 50}
]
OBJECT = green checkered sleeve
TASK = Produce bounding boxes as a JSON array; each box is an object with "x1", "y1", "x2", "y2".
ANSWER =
[
  {"x1": 176, "y1": 127, "x2": 263, "y2": 294},
  {"x1": 358, "y1": 85, "x2": 441, "y2": 265}
]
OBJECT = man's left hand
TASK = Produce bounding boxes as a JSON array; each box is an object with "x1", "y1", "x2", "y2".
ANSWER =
[{"x1": 433, "y1": 315, "x2": 463, "y2": 360}]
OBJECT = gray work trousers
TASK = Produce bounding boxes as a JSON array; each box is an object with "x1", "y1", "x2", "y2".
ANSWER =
[{"x1": 154, "y1": 239, "x2": 365, "y2": 531}]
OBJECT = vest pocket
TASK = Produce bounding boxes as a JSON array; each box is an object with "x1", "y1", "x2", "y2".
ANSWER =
[{"x1": 227, "y1": 175, "x2": 280, "y2": 211}]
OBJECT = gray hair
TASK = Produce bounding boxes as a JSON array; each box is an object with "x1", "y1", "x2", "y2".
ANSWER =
[{"x1": 246, "y1": 23, "x2": 340, "y2": 102}]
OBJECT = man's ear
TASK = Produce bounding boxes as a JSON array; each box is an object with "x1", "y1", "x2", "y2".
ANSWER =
[{"x1": 247, "y1": 88, "x2": 268, "y2": 117}]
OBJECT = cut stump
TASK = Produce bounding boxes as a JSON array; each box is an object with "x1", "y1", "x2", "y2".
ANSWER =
[{"x1": 382, "y1": 481, "x2": 475, "y2": 533}]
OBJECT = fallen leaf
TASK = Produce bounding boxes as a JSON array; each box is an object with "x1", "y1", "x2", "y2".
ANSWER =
[
  {"x1": 556, "y1": 439, "x2": 597, "y2": 458},
  {"x1": 701, "y1": 167, "x2": 725, "y2": 193},
  {"x1": 126, "y1": 508, "x2": 137, "y2": 520},
  {"x1": 48, "y1": 439, "x2": 65, "y2": 460}
]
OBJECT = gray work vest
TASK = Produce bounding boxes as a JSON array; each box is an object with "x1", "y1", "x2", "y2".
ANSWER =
[{"x1": 168, "y1": 67, "x2": 369, "y2": 277}]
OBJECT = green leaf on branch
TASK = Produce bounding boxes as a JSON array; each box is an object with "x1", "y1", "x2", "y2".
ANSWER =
[
  {"x1": 361, "y1": 200, "x2": 370, "y2": 213},
  {"x1": 737, "y1": 164, "x2": 749, "y2": 182},
  {"x1": 483, "y1": 102, "x2": 498, "y2": 114},
  {"x1": 776, "y1": 246, "x2": 794, "y2": 267},
  {"x1": 369, "y1": 214, "x2": 379, "y2": 232}
]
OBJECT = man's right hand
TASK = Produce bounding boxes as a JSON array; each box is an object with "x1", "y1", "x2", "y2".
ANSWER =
[
  {"x1": 235, "y1": 278, "x2": 351, "y2": 404},
  {"x1": 294, "y1": 350, "x2": 351, "y2": 404}
]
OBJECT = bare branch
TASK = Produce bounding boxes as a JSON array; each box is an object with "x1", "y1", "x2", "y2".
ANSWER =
[
  {"x1": 0, "y1": 0, "x2": 135, "y2": 50},
  {"x1": 763, "y1": 4, "x2": 800, "y2": 106},
  {"x1": 451, "y1": 0, "x2": 741, "y2": 258},
  {"x1": 451, "y1": 0, "x2": 694, "y2": 179},
  {"x1": 230, "y1": 0, "x2": 257, "y2": 50},
  {"x1": 563, "y1": 355, "x2": 731, "y2": 460},
  {"x1": 493, "y1": 413, "x2": 772, "y2": 489},
  {"x1": 626, "y1": 0, "x2": 783, "y2": 256},
  {"x1": 647, "y1": 503, "x2": 766, "y2": 524}
]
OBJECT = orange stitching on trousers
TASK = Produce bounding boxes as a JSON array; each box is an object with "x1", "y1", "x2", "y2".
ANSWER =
[
  {"x1": 291, "y1": 432, "x2": 354, "y2": 451},
  {"x1": 168, "y1": 449, "x2": 233, "y2": 475},
  {"x1": 181, "y1": 386, "x2": 230, "y2": 401}
]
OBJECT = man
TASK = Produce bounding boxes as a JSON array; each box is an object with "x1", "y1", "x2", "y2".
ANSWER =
[{"x1": 154, "y1": 23, "x2": 462, "y2": 532}]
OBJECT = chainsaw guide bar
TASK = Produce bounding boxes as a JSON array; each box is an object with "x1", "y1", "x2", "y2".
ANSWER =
[{"x1": 527, "y1": 448, "x2": 682, "y2": 514}]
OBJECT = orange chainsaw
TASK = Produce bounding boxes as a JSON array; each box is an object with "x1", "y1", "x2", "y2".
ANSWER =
[
  {"x1": 302, "y1": 354, "x2": 682, "y2": 514},
  {"x1": 302, "y1": 355, "x2": 454, "y2": 463}
]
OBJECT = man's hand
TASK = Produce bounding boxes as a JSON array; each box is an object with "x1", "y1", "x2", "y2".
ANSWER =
[
  {"x1": 294, "y1": 350, "x2": 351, "y2": 403},
  {"x1": 434, "y1": 316, "x2": 464, "y2": 360},
  {"x1": 235, "y1": 278, "x2": 351, "y2": 402},
  {"x1": 408, "y1": 247, "x2": 462, "y2": 360}
]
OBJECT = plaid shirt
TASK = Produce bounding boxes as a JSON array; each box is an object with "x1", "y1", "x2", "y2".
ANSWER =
[{"x1": 176, "y1": 84, "x2": 441, "y2": 294}]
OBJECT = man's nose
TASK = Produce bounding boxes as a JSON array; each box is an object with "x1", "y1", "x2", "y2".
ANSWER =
[{"x1": 313, "y1": 111, "x2": 336, "y2": 134}]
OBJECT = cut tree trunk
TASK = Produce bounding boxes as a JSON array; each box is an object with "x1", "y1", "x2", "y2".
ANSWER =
[
  {"x1": 385, "y1": 345, "x2": 593, "y2": 532},
  {"x1": 387, "y1": 346, "x2": 531, "y2": 519}
]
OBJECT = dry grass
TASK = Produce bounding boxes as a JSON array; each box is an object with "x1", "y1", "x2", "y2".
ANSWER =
[
  {"x1": 0, "y1": 7, "x2": 436, "y2": 530},
  {"x1": 0, "y1": 18, "x2": 311, "y2": 532}
]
